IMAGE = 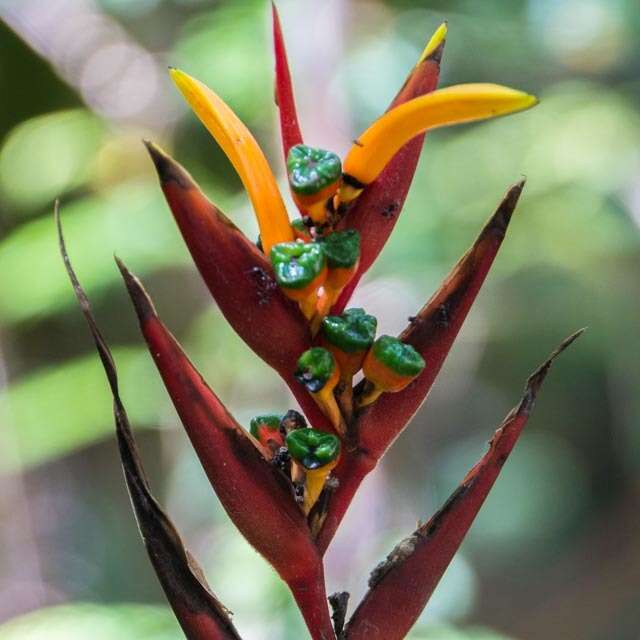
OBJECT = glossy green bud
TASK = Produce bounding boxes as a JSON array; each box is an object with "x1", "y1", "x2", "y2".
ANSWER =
[
  {"x1": 321, "y1": 308, "x2": 377, "y2": 353},
  {"x1": 270, "y1": 242, "x2": 326, "y2": 290},
  {"x1": 287, "y1": 144, "x2": 342, "y2": 196},
  {"x1": 371, "y1": 335, "x2": 425, "y2": 376},
  {"x1": 286, "y1": 428, "x2": 341, "y2": 470},
  {"x1": 295, "y1": 347, "x2": 336, "y2": 393},
  {"x1": 319, "y1": 230, "x2": 361, "y2": 269}
]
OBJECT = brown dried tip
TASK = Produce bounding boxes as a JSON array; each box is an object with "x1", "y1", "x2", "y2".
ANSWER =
[
  {"x1": 343, "y1": 330, "x2": 584, "y2": 640},
  {"x1": 114, "y1": 255, "x2": 157, "y2": 322},
  {"x1": 143, "y1": 139, "x2": 192, "y2": 188},
  {"x1": 56, "y1": 202, "x2": 242, "y2": 640},
  {"x1": 518, "y1": 327, "x2": 585, "y2": 415},
  {"x1": 329, "y1": 591, "x2": 350, "y2": 637}
]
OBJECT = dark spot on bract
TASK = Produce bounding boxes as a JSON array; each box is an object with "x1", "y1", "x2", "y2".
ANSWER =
[
  {"x1": 247, "y1": 266, "x2": 277, "y2": 305},
  {"x1": 436, "y1": 303, "x2": 450, "y2": 328},
  {"x1": 381, "y1": 202, "x2": 399, "y2": 219}
]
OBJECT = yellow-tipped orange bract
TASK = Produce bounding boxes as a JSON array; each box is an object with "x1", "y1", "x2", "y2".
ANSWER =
[
  {"x1": 341, "y1": 83, "x2": 538, "y2": 195},
  {"x1": 170, "y1": 68, "x2": 293, "y2": 254},
  {"x1": 418, "y1": 21, "x2": 447, "y2": 64}
]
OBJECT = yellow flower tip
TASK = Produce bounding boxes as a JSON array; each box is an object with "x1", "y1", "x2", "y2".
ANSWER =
[
  {"x1": 419, "y1": 21, "x2": 448, "y2": 64},
  {"x1": 169, "y1": 66, "x2": 188, "y2": 88},
  {"x1": 342, "y1": 83, "x2": 540, "y2": 188},
  {"x1": 168, "y1": 67, "x2": 292, "y2": 254}
]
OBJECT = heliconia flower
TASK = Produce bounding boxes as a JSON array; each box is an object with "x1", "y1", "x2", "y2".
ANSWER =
[
  {"x1": 357, "y1": 335, "x2": 425, "y2": 407},
  {"x1": 295, "y1": 348, "x2": 344, "y2": 436},
  {"x1": 59, "y1": 8, "x2": 582, "y2": 638},
  {"x1": 270, "y1": 241, "x2": 327, "y2": 319},
  {"x1": 286, "y1": 428, "x2": 341, "y2": 515},
  {"x1": 169, "y1": 26, "x2": 535, "y2": 324},
  {"x1": 287, "y1": 144, "x2": 342, "y2": 226},
  {"x1": 250, "y1": 414, "x2": 284, "y2": 452}
]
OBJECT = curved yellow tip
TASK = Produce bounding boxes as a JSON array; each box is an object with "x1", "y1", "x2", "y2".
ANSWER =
[
  {"x1": 419, "y1": 21, "x2": 448, "y2": 64},
  {"x1": 342, "y1": 83, "x2": 538, "y2": 188},
  {"x1": 303, "y1": 461, "x2": 338, "y2": 515},
  {"x1": 170, "y1": 68, "x2": 293, "y2": 253}
]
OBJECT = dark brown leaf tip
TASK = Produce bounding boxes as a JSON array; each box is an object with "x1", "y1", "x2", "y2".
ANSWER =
[
  {"x1": 143, "y1": 139, "x2": 193, "y2": 189},
  {"x1": 115, "y1": 256, "x2": 158, "y2": 323},
  {"x1": 329, "y1": 591, "x2": 350, "y2": 637},
  {"x1": 57, "y1": 203, "x2": 242, "y2": 638},
  {"x1": 519, "y1": 328, "x2": 585, "y2": 415},
  {"x1": 486, "y1": 179, "x2": 526, "y2": 238},
  {"x1": 56, "y1": 200, "x2": 118, "y2": 392}
]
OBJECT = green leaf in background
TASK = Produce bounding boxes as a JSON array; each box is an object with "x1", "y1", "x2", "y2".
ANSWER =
[
  {"x1": 0, "y1": 182, "x2": 187, "y2": 325},
  {"x1": 0, "y1": 347, "x2": 168, "y2": 472},
  {"x1": 0, "y1": 109, "x2": 105, "y2": 212},
  {"x1": 0, "y1": 603, "x2": 181, "y2": 640}
]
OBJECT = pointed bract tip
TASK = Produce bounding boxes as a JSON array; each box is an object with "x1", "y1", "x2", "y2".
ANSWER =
[
  {"x1": 169, "y1": 66, "x2": 190, "y2": 87},
  {"x1": 142, "y1": 138, "x2": 167, "y2": 167},
  {"x1": 506, "y1": 177, "x2": 526, "y2": 202},
  {"x1": 520, "y1": 328, "x2": 585, "y2": 414},
  {"x1": 115, "y1": 256, "x2": 158, "y2": 323},
  {"x1": 169, "y1": 67, "x2": 192, "y2": 95},
  {"x1": 143, "y1": 139, "x2": 192, "y2": 188},
  {"x1": 514, "y1": 177, "x2": 527, "y2": 190},
  {"x1": 419, "y1": 21, "x2": 448, "y2": 64}
]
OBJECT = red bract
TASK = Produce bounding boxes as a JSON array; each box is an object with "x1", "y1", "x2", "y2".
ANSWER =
[
  {"x1": 343, "y1": 331, "x2": 583, "y2": 640},
  {"x1": 57, "y1": 208, "x2": 241, "y2": 640},
  {"x1": 315, "y1": 180, "x2": 525, "y2": 553},
  {"x1": 272, "y1": 2, "x2": 303, "y2": 160},
  {"x1": 58, "y1": 8, "x2": 581, "y2": 640},
  {"x1": 116, "y1": 259, "x2": 335, "y2": 640}
]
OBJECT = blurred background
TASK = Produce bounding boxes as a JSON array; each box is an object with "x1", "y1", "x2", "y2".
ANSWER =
[{"x1": 1, "y1": 0, "x2": 639, "y2": 638}]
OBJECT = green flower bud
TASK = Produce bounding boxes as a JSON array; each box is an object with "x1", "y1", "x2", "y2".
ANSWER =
[
  {"x1": 371, "y1": 335, "x2": 425, "y2": 377},
  {"x1": 295, "y1": 347, "x2": 336, "y2": 393},
  {"x1": 320, "y1": 230, "x2": 361, "y2": 269},
  {"x1": 270, "y1": 242, "x2": 326, "y2": 290},
  {"x1": 249, "y1": 414, "x2": 282, "y2": 439},
  {"x1": 286, "y1": 428, "x2": 341, "y2": 469},
  {"x1": 287, "y1": 144, "x2": 342, "y2": 196},
  {"x1": 321, "y1": 308, "x2": 377, "y2": 353}
]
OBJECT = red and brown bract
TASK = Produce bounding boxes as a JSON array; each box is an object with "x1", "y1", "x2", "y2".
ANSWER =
[{"x1": 60, "y1": 6, "x2": 581, "y2": 640}]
